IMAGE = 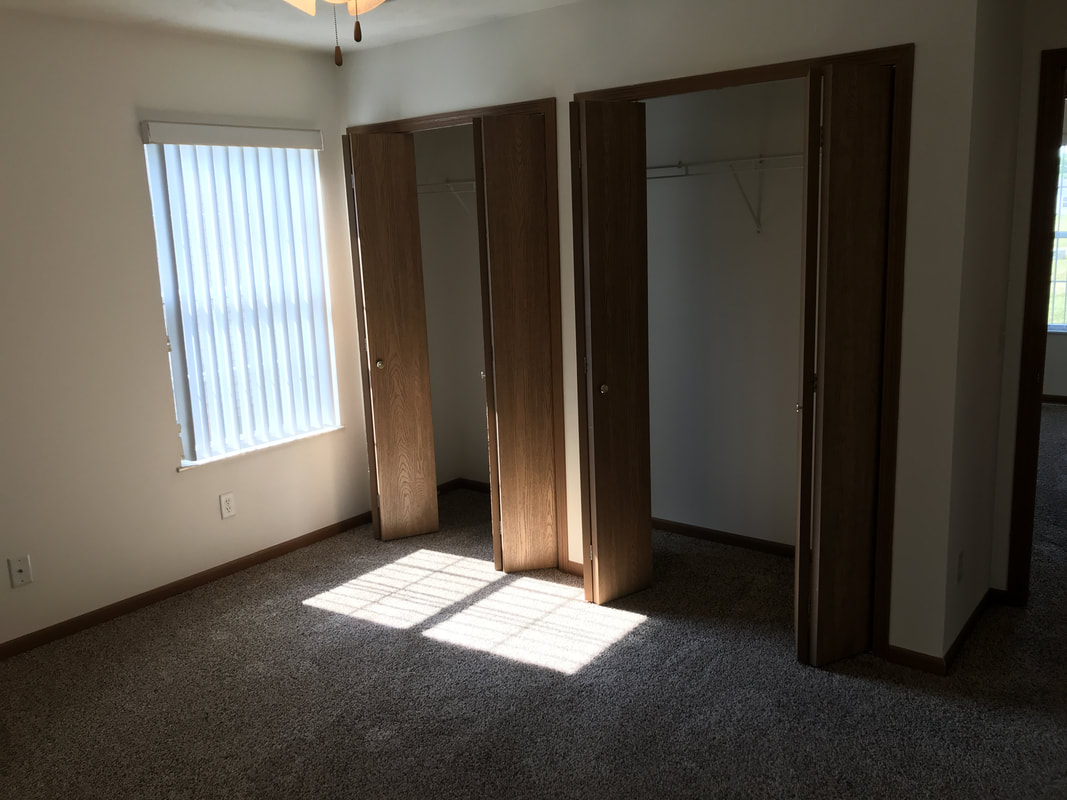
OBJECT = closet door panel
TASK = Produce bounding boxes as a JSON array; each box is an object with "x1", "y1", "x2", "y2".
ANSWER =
[
  {"x1": 579, "y1": 99, "x2": 652, "y2": 604},
  {"x1": 808, "y1": 63, "x2": 893, "y2": 665},
  {"x1": 472, "y1": 121, "x2": 504, "y2": 571},
  {"x1": 349, "y1": 132, "x2": 439, "y2": 541},
  {"x1": 478, "y1": 112, "x2": 558, "y2": 572}
]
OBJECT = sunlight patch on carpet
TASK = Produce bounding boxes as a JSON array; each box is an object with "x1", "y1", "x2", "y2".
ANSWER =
[
  {"x1": 423, "y1": 577, "x2": 646, "y2": 674},
  {"x1": 302, "y1": 550, "x2": 505, "y2": 629}
]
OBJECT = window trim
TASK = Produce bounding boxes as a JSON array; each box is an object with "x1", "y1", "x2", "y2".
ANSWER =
[
  {"x1": 141, "y1": 121, "x2": 323, "y2": 151},
  {"x1": 175, "y1": 424, "x2": 344, "y2": 472}
]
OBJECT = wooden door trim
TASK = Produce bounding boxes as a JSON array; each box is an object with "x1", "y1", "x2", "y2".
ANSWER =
[
  {"x1": 871, "y1": 50, "x2": 914, "y2": 657},
  {"x1": 542, "y1": 102, "x2": 572, "y2": 575},
  {"x1": 570, "y1": 102, "x2": 594, "y2": 598},
  {"x1": 1007, "y1": 48, "x2": 1067, "y2": 604},
  {"x1": 345, "y1": 98, "x2": 572, "y2": 572},
  {"x1": 342, "y1": 134, "x2": 382, "y2": 539},
  {"x1": 570, "y1": 43, "x2": 913, "y2": 652},
  {"x1": 573, "y1": 44, "x2": 913, "y2": 103},
  {"x1": 346, "y1": 98, "x2": 559, "y2": 135}
]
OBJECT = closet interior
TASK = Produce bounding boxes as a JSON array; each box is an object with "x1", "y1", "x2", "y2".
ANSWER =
[
  {"x1": 413, "y1": 125, "x2": 490, "y2": 492},
  {"x1": 645, "y1": 78, "x2": 807, "y2": 550}
]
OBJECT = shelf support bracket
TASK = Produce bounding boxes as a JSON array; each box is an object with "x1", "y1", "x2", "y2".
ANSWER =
[{"x1": 729, "y1": 158, "x2": 764, "y2": 234}]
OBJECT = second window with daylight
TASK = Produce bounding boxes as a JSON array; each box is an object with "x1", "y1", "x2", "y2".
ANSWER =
[
  {"x1": 1048, "y1": 144, "x2": 1067, "y2": 331},
  {"x1": 142, "y1": 122, "x2": 340, "y2": 466}
]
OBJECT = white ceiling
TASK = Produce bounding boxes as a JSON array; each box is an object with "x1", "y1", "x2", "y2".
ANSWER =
[{"x1": 0, "y1": 0, "x2": 588, "y2": 51}]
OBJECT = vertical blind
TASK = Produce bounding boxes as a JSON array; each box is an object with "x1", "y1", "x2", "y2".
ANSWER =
[{"x1": 145, "y1": 141, "x2": 338, "y2": 463}]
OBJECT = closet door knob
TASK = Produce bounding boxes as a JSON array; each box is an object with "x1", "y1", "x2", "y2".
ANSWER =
[
  {"x1": 600, "y1": 384, "x2": 609, "y2": 395},
  {"x1": 375, "y1": 359, "x2": 384, "y2": 370}
]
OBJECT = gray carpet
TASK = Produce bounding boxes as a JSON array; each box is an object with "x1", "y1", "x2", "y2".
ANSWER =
[{"x1": 2, "y1": 441, "x2": 1067, "y2": 799}]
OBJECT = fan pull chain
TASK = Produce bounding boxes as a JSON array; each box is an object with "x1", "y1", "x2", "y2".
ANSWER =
[
  {"x1": 354, "y1": 3, "x2": 363, "y2": 43},
  {"x1": 333, "y1": 5, "x2": 343, "y2": 66}
]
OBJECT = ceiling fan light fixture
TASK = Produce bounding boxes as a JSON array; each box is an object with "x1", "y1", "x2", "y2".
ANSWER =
[
  {"x1": 322, "y1": 0, "x2": 388, "y2": 16},
  {"x1": 284, "y1": 0, "x2": 387, "y2": 56},
  {"x1": 283, "y1": 0, "x2": 387, "y2": 16},
  {"x1": 282, "y1": 0, "x2": 317, "y2": 16}
]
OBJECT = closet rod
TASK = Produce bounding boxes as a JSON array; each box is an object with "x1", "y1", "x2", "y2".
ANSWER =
[
  {"x1": 646, "y1": 153, "x2": 803, "y2": 181},
  {"x1": 417, "y1": 179, "x2": 476, "y2": 195}
]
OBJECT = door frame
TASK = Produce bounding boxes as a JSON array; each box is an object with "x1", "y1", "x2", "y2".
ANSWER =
[
  {"x1": 343, "y1": 98, "x2": 576, "y2": 575},
  {"x1": 569, "y1": 44, "x2": 914, "y2": 657},
  {"x1": 1007, "y1": 48, "x2": 1067, "y2": 605}
]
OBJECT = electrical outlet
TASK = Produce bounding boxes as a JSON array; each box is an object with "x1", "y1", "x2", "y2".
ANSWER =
[
  {"x1": 219, "y1": 492, "x2": 236, "y2": 520},
  {"x1": 8, "y1": 555, "x2": 33, "y2": 588},
  {"x1": 956, "y1": 551, "x2": 964, "y2": 585}
]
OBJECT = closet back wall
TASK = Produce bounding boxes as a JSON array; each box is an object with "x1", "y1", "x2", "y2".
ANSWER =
[
  {"x1": 414, "y1": 125, "x2": 490, "y2": 485},
  {"x1": 646, "y1": 79, "x2": 806, "y2": 546}
]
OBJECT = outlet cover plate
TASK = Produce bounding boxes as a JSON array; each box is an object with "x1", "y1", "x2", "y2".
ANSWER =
[
  {"x1": 8, "y1": 555, "x2": 32, "y2": 588},
  {"x1": 219, "y1": 492, "x2": 236, "y2": 520}
]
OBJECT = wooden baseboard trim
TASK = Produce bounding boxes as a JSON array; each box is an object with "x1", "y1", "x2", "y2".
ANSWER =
[
  {"x1": 943, "y1": 586, "x2": 1012, "y2": 669},
  {"x1": 438, "y1": 478, "x2": 492, "y2": 494},
  {"x1": 885, "y1": 587, "x2": 1010, "y2": 677},
  {"x1": 653, "y1": 517, "x2": 795, "y2": 558},
  {"x1": 1042, "y1": 394, "x2": 1067, "y2": 404},
  {"x1": 884, "y1": 645, "x2": 947, "y2": 675},
  {"x1": 987, "y1": 587, "x2": 1023, "y2": 606},
  {"x1": 0, "y1": 512, "x2": 372, "y2": 661}
]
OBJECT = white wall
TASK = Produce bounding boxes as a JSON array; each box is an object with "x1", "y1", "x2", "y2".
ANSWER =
[
  {"x1": 0, "y1": 13, "x2": 365, "y2": 646},
  {"x1": 646, "y1": 80, "x2": 805, "y2": 546},
  {"x1": 345, "y1": 0, "x2": 983, "y2": 657},
  {"x1": 414, "y1": 125, "x2": 490, "y2": 485},
  {"x1": 944, "y1": 0, "x2": 1024, "y2": 651},
  {"x1": 993, "y1": 0, "x2": 1067, "y2": 591}
]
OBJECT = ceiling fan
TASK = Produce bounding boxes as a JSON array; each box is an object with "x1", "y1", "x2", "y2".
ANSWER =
[{"x1": 283, "y1": 0, "x2": 388, "y2": 64}]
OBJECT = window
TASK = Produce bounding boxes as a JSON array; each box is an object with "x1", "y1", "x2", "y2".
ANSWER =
[
  {"x1": 1047, "y1": 145, "x2": 1067, "y2": 331},
  {"x1": 142, "y1": 122, "x2": 339, "y2": 466}
]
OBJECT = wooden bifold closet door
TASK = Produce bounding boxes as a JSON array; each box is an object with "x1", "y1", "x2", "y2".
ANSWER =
[
  {"x1": 798, "y1": 62, "x2": 894, "y2": 666},
  {"x1": 344, "y1": 107, "x2": 562, "y2": 572},
  {"x1": 475, "y1": 112, "x2": 559, "y2": 573},
  {"x1": 345, "y1": 132, "x2": 439, "y2": 541},
  {"x1": 576, "y1": 99, "x2": 653, "y2": 605}
]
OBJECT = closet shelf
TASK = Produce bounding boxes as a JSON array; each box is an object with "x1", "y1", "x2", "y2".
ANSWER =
[{"x1": 646, "y1": 153, "x2": 803, "y2": 180}]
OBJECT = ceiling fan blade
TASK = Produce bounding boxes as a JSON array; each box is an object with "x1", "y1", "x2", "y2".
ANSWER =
[{"x1": 283, "y1": 0, "x2": 317, "y2": 16}]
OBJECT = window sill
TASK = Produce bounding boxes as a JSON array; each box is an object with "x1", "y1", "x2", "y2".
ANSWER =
[
  {"x1": 1047, "y1": 328, "x2": 1067, "y2": 335},
  {"x1": 176, "y1": 425, "x2": 345, "y2": 472}
]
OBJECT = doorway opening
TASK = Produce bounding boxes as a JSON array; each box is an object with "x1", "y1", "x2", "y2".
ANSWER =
[
  {"x1": 645, "y1": 79, "x2": 807, "y2": 563},
  {"x1": 343, "y1": 98, "x2": 575, "y2": 578},
  {"x1": 413, "y1": 125, "x2": 492, "y2": 497},
  {"x1": 1008, "y1": 48, "x2": 1067, "y2": 605},
  {"x1": 571, "y1": 45, "x2": 914, "y2": 666}
]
